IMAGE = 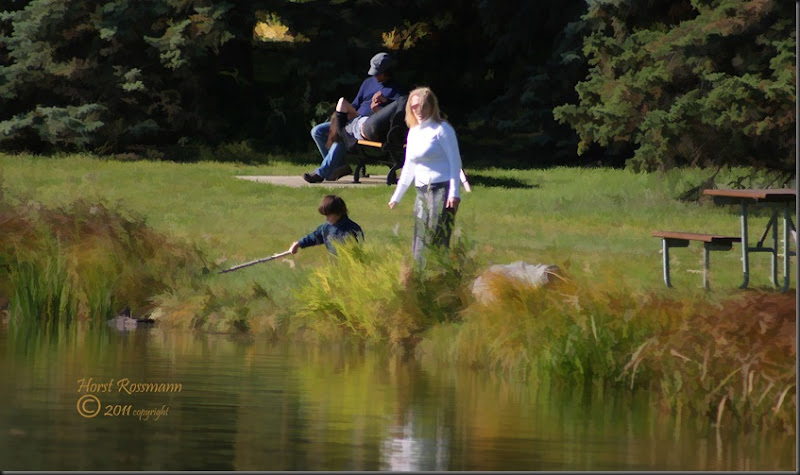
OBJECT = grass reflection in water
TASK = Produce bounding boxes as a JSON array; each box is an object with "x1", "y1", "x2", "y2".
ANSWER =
[{"x1": 0, "y1": 328, "x2": 795, "y2": 471}]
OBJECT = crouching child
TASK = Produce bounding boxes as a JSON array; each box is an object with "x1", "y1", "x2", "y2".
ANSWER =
[{"x1": 289, "y1": 195, "x2": 364, "y2": 255}]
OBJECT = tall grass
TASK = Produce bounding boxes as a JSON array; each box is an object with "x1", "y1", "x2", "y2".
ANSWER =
[
  {"x1": 8, "y1": 245, "x2": 78, "y2": 343},
  {"x1": 288, "y1": 241, "x2": 420, "y2": 346},
  {"x1": 414, "y1": 267, "x2": 795, "y2": 432},
  {"x1": 627, "y1": 292, "x2": 796, "y2": 433},
  {"x1": 415, "y1": 268, "x2": 684, "y2": 381},
  {"x1": 0, "y1": 187, "x2": 207, "y2": 333},
  {"x1": 287, "y1": 232, "x2": 482, "y2": 349}
]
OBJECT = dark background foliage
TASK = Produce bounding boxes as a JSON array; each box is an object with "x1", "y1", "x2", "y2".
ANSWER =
[{"x1": 0, "y1": 0, "x2": 795, "y2": 173}]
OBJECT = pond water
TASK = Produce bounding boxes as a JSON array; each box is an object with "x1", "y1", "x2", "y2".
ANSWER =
[{"x1": 0, "y1": 326, "x2": 795, "y2": 471}]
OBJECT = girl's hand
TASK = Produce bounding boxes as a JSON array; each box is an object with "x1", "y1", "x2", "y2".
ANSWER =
[
  {"x1": 446, "y1": 197, "x2": 460, "y2": 212},
  {"x1": 289, "y1": 242, "x2": 300, "y2": 254},
  {"x1": 388, "y1": 201, "x2": 397, "y2": 209}
]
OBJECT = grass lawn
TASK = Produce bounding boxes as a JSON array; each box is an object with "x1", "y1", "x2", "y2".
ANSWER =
[{"x1": 0, "y1": 152, "x2": 791, "y2": 297}]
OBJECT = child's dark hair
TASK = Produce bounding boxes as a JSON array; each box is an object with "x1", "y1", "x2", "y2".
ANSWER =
[{"x1": 318, "y1": 195, "x2": 348, "y2": 216}]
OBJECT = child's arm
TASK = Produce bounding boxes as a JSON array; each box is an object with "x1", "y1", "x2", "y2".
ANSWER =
[{"x1": 291, "y1": 224, "x2": 326, "y2": 254}]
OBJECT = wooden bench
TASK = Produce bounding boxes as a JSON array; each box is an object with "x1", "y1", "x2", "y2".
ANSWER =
[
  {"x1": 652, "y1": 231, "x2": 741, "y2": 289},
  {"x1": 350, "y1": 139, "x2": 403, "y2": 185},
  {"x1": 351, "y1": 139, "x2": 473, "y2": 191}
]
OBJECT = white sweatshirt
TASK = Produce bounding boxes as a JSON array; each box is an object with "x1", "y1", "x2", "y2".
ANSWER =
[{"x1": 390, "y1": 118, "x2": 463, "y2": 203}]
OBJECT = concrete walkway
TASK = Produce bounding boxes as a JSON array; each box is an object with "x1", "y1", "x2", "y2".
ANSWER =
[{"x1": 236, "y1": 174, "x2": 393, "y2": 188}]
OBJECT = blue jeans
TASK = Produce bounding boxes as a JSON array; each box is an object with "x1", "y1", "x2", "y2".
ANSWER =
[
  {"x1": 310, "y1": 121, "x2": 346, "y2": 179},
  {"x1": 412, "y1": 182, "x2": 456, "y2": 266}
]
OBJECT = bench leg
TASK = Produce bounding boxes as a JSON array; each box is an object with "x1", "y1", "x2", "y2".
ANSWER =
[
  {"x1": 386, "y1": 150, "x2": 402, "y2": 185},
  {"x1": 386, "y1": 164, "x2": 400, "y2": 185},
  {"x1": 353, "y1": 162, "x2": 365, "y2": 183},
  {"x1": 754, "y1": 210, "x2": 781, "y2": 287},
  {"x1": 660, "y1": 238, "x2": 689, "y2": 288}
]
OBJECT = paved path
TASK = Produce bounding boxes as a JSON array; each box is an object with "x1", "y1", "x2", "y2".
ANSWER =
[{"x1": 236, "y1": 175, "x2": 393, "y2": 188}]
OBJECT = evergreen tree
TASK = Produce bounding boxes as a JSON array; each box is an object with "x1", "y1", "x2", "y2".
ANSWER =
[
  {"x1": 553, "y1": 0, "x2": 796, "y2": 173},
  {"x1": 0, "y1": 0, "x2": 236, "y2": 153}
]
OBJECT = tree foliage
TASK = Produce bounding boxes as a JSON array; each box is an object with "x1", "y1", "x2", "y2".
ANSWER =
[
  {"x1": 0, "y1": 0, "x2": 794, "y2": 174},
  {"x1": 0, "y1": 0, "x2": 236, "y2": 152},
  {"x1": 553, "y1": 0, "x2": 796, "y2": 172}
]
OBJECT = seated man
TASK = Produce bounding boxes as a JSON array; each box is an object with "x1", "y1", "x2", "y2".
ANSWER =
[
  {"x1": 333, "y1": 94, "x2": 408, "y2": 150},
  {"x1": 304, "y1": 52, "x2": 407, "y2": 183},
  {"x1": 314, "y1": 95, "x2": 407, "y2": 173}
]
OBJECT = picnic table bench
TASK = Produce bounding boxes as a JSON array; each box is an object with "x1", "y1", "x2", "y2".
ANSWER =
[
  {"x1": 652, "y1": 231, "x2": 741, "y2": 289},
  {"x1": 652, "y1": 189, "x2": 796, "y2": 291}
]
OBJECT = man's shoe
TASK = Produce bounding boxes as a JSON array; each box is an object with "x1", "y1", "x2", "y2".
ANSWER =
[
  {"x1": 303, "y1": 172, "x2": 324, "y2": 183},
  {"x1": 326, "y1": 164, "x2": 353, "y2": 182}
]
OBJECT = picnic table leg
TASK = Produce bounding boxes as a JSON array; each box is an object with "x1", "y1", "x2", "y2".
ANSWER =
[
  {"x1": 739, "y1": 202, "x2": 750, "y2": 289},
  {"x1": 768, "y1": 210, "x2": 779, "y2": 287},
  {"x1": 703, "y1": 245, "x2": 710, "y2": 290},
  {"x1": 661, "y1": 239, "x2": 672, "y2": 288},
  {"x1": 781, "y1": 206, "x2": 794, "y2": 293}
]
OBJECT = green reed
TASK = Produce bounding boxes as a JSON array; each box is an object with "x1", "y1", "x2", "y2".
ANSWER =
[{"x1": 8, "y1": 246, "x2": 79, "y2": 341}]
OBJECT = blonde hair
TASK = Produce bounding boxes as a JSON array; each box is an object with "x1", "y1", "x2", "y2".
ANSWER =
[{"x1": 405, "y1": 87, "x2": 444, "y2": 129}]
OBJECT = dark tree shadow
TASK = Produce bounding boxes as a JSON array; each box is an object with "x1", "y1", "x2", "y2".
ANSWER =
[{"x1": 464, "y1": 172, "x2": 537, "y2": 189}]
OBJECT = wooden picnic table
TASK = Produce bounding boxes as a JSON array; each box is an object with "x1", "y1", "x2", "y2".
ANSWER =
[{"x1": 702, "y1": 188, "x2": 797, "y2": 292}]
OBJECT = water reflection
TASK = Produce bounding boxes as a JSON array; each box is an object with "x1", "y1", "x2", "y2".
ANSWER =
[
  {"x1": 0, "y1": 326, "x2": 795, "y2": 471},
  {"x1": 380, "y1": 409, "x2": 449, "y2": 471}
]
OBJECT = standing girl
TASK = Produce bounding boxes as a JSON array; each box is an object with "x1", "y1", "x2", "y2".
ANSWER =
[{"x1": 388, "y1": 87, "x2": 463, "y2": 265}]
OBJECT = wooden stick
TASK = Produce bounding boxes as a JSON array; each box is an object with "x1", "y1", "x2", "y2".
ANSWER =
[{"x1": 218, "y1": 250, "x2": 292, "y2": 274}]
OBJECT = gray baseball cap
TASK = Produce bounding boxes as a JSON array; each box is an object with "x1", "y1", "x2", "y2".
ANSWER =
[{"x1": 368, "y1": 52, "x2": 392, "y2": 76}]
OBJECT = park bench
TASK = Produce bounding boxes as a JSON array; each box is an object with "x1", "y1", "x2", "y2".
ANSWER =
[
  {"x1": 350, "y1": 138, "x2": 404, "y2": 185},
  {"x1": 345, "y1": 104, "x2": 408, "y2": 185},
  {"x1": 343, "y1": 100, "x2": 472, "y2": 191},
  {"x1": 652, "y1": 231, "x2": 741, "y2": 290},
  {"x1": 350, "y1": 138, "x2": 472, "y2": 192}
]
